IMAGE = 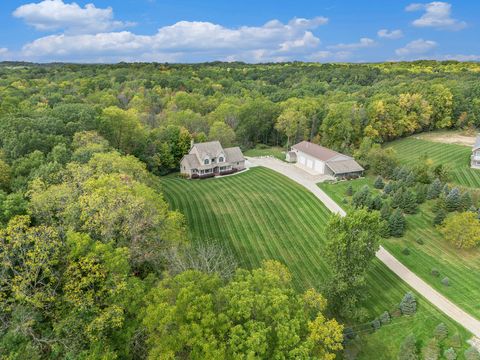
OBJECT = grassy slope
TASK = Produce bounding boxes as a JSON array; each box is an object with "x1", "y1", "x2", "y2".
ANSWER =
[
  {"x1": 162, "y1": 167, "x2": 469, "y2": 359},
  {"x1": 320, "y1": 179, "x2": 480, "y2": 318},
  {"x1": 386, "y1": 137, "x2": 480, "y2": 189}
]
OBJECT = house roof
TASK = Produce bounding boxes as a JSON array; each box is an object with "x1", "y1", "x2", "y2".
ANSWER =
[
  {"x1": 326, "y1": 159, "x2": 364, "y2": 175},
  {"x1": 287, "y1": 151, "x2": 297, "y2": 160},
  {"x1": 193, "y1": 141, "x2": 224, "y2": 159},
  {"x1": 224, "y1": 147, "x2": 244, "y2": 163},
  {"x1": 473, "y1": 135, "x2": 480, "y2": 150},
  {"x1": 182, "y1": 154, "x2": 201, "y2": 168},
  {"x1": 292, "y1": 141, "x2": 345, "y2": 161}
]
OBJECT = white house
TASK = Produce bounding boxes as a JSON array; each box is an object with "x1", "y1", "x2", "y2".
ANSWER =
[
  {"x1": 471, "y1": 135, "x2": 480, "y2": 169},
  {"x1": 290, "y1": 141, "x2": 364, "y2": 179}
]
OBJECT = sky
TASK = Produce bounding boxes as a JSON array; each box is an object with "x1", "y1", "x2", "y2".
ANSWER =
[{"x1": 0, "y1": 0, "x2": 478, "y2": 63}]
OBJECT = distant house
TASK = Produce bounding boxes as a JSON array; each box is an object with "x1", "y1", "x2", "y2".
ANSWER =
[
  {"x1": 180, "y1": 141, "x2": 245, "y2": 179},
  {"x1": 289, "y1": 141, "x2": 364, "y2": 179},
  {"x1": 471, "y1": 135, "x2": 480, "y2": 169}
]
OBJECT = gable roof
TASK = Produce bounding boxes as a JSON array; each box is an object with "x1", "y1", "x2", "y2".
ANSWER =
[
  {"x1": 292, "y1": 141, "x2": 349, "y2": 161},
  {"x1": 474, "y1": 135, "x2": 480, "y2": 151},
  {"x1": 193, "y1": 141, "x2": 224, "y2": 159},
  {"x1": 326, "y1": 159, "x2": 364, "y2": 175},
  {"x1": 182, "y1": 154, "x2": 200, "y2": 168},
  {"x1": 224, "y1": 147, "x2": 244, "y2": 163}
]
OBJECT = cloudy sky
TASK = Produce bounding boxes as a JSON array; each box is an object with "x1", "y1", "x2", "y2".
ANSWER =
[{"x1": 0, "y1": 0, "x2": 478, "y2": 63}]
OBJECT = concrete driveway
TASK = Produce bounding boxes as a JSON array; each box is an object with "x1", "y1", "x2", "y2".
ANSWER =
[{"x1": 247, "y1": 156, "x2": 480, "y2": 344}]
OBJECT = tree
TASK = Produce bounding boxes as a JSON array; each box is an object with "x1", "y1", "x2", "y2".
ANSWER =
[
  {"x1": 366, "y1": 147, "x2": 398, "y2": 178},
  {"x1": 384, "y1": 182, "x2": 394, "y2": 195},
  {"x1": 460, "y1": 192, "x2": 473, "y2": 211},
  {"x1": 400, "y1": 189, "x2": 418, "y2": 214},
  {"x1": 398, "y1": 333, "x2": 418, "y2": 360},
  {"x1": 465, "y1": 347, "x2": 480, "y2": 360},
  {"x1": 444, "y1": 347, "x2": 457, "y2": 360},
  {"x1": 427, "y1": 179, "x2": 442, "y2": 199},
  {"x1": 433, "y1": 208, "x2": 447, "y2": 226},
  {"x1": 275, "y1": 108, "x2": 308, "y2": 149},
  {"x1": 208, "y1": 121, "x2": 236, "y2": 147},
  {"x1": 415, "y1": 184, "x2": 428, "y2": 204},
  {"x1": 352, "y1": 185, "x2": 371, "y2": 208},
  {"x1": 389, "y1": 209, "x2": 406, "y2": 237},
  {"x1": 445, "y1": 188, "x2": 461, "y2": 212},
  {"x1": 0, "y1": 158, "x2": 11, "y2": 191},
  {"x1": 345, "y1": 184, "x2": 353, "y2": 196},
  {"x1": 374, "y1": 176, "x2": 385, "y2": 189},
  {"x1": 422, "y1": 338, "x2": 440, "y2": 360},
  {"x1": 433, "y1": 323, "x2": 448, "y2": 340},
  {"x1": 143, "y1": 261, "x2": 343, "y2": 359},
  {"x1": 440, "y1": 212, "x2": 480, "y2": 249},
  {"x1": 399, "y1": 292, "x2": 417, "y2": 315},
  {"x1": 325, "y1": 209, "x2": 381, "y2": 318}
]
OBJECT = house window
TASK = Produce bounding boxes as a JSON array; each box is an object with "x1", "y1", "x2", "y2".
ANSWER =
[
  {"x1": 212, "y1": 158, "x2": 216, "y2": 163},
  {"x1": 204, "y1": 159, "x2": 209, "y2": 165},
  {"x1": 219, "y1": 156, "x2": 224, "y2": 162}
]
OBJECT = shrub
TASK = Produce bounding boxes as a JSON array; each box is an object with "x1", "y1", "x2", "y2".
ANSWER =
[
  {"x1": 444, "y1": 347, "x2": 457, "y2": 360},
  {"x1": 449, "y1": 332, "x2": 461, "y2": 348},
  {"x1": 345, "y1": 184, "x2": 353, "y2": 196},
  {"x1": 343, "y1": 327, "x2": 356, "y2": 341},
  {"x1": 442, "y1": 277, "x2": 450, "y2": 286},
  {"x1": 371, "y1": 318, "x2": 381, "y2": 331},
  {"x1": 402, "y1": 247, "x2": 410, "y2": 255},
  {"x1": 423, "y1": 338, "x2": 440, "y2": 360},
  {"x1": 400, "y1": 292, "x2": 417, "y2": 315},
  {"x1": 460, "y1": 192, "x2": 473, "y2": 211},
  {"x1": 434, "y1": 323, "x2": 448, "y2": 340},
  {"x1": 465, "y1": 347, "x2": 480, "y2": 360},
  {"x1": 374, "y1": 176, "x2": 385, "y2": 189},
  {"x1": 415, "y1": 238, "x2": 424, "y2": 245},
  {"x1": 431, "y1": 268, "x2": 440, "y2": 277},
  {"x1": 379, "y1": 311, "x2": 391, "y2": 324},
  {"x1": 433, "y1": 208, "x2": 447, "y2": 226},
  {"x1": 398, "y1": 333, "x2": 418, "y2": 360}
]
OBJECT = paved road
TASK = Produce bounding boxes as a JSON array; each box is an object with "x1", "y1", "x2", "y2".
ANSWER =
[{"x1": 247, "y1": 156, "x2": 480, "y2": 341}]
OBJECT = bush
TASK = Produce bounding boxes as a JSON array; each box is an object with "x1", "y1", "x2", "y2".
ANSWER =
[
  {"x1": 343, "y1": 327, "x2": 356, "y2": 341},
  {"x1": 398, "y1": 333, "x2": 418, "y2": 360},
  {"x1": 444, "y1": 347, "x2": 457, "y2": 360},
  {"x1": 400, "y1": 292, "x2": 417, "y2": 315},
  {"x1": 431, "y1": 268, "x2": 440, "y2": 277},
  {"x1": 379, "y1": 311, "x2": 391, "y2": 324},
  {"x1": 433, "y1": 208, "x2": 447, "y2": 226},
  {"x1": 423, "y1": 338, "x2": 440, "y2": 360},
  {"x1": 434, "y1": 323, "x2": 448, "y2": 340},
  {"x1": 449, "y1": 332, "x2": 461, "y2": 348},
  {"x1": 415, "y1": 238, "x2": 424, "y2": 245},
  {"x1": 374, "y1": 176, "x2": 385, "y2": 189},
  {"x1": 465, "y1": 347, "x2": 480, "y2": 360},
  {"x1": 442, "y1": 277, "x2": 450, "y2": 286},
  {"x1": 371, "y1": 318, "x2": 381, "y2": 331},
  {"x1": 345, "y1": 184, "x2": 353, "y2": 196},
  {"x1": 402, "y1": 247, "x2": 410, "y2": 255}
]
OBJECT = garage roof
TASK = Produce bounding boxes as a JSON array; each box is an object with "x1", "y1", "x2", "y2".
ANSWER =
[
  {"x1": 292, "y1": 141, "x2": 345, "y2": 161},
  {"x1": 326, "y1": 159, "x2": 364, "y2": 175}
]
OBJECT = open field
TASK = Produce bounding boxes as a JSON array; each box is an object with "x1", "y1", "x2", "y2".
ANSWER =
[
  {"x1": 386, "y1": 137, "x2": 480, "y2": 189},
  {"x1": 320, "y1": 178, "x2": 480, "y2": 314},
  {"x1": 162, "y1": 167, "x2": 469, "y2": 358}
]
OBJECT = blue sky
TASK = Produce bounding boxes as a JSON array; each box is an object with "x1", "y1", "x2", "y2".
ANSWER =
[{"x1": 0, "y1": 0, "x2": 478, "y2": 63}]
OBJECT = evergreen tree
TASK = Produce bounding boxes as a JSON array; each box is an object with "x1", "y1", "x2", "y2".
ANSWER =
[
  {"x1": 443, "y1": 183, "x2": 451, "y2": 196},
  {"x1": 465, "y1": 347, "x2": 480, "y2": 360},
  {"x1": 444, "y1": 347, "x2": 457, "y2": 360},
  {"x1": 401, "y1": 189, "x2": 418, "y2": 214},
  {"x1": 427, "y1": 178, "x2": 442, "y2": 199},
  {"x1": 415, "y1": 184, "x2": 428, "y2": 204},
  {"x1": 389, "y1": 209, "x2": 406, "y2": 237},
  {"x1": 445, "y1": 188, "x2": 461, "y2": 212},
  {"x1": 434, "y1": 323, "x2": 448, "y2": 340},
  {"x1": 380, "y1": 202, "x2": 391, "y2": 220},
  {"x1": 384, "y1": 182, "x2": 394, "y2": 195},
  {"x1": 370, "y1": 195, "x2": 383, "y2": 210},
  {"x1": 380, "y1": 311, "x2": 391, "y2": 324},
  {"x1": 374, "y1": 176, "x2": 385, "y2": 189},
  {"x1": 433, "y1": 208, "x2": 447, "y2": 226},
  {"x1": 460, "y1": 192, "x2": 473, "y2": 211},
  {"x1": 405, "y1": 172, "x2": 416, "y2": 187},
  {"x1": 352, "y1": 185, "x2": 370, "y2": 208},
  {"x1": 423, "y1": 338, "x2": 440, "y2": 360},
  {"x1": 398, "y1": 333, "x2": 418, "y2": 360},
  {"x1": 345, "y1": 184, "x2": 353, "y2": 196},
  {"x1": 391, "y1": 188, "x2": 404, "y2": 208},
  {"x1": 400, "y1": 292, "x2": 417, "y2": 315}
]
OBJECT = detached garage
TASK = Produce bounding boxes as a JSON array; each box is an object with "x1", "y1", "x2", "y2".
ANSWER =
[{"x1": 290, "y1": 141, "x2": 364, "y2": 179}]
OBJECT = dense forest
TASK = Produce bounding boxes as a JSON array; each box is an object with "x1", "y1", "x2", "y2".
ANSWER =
[{"x1": 1, "y1": 61, "x2": 480, "y2": 359}]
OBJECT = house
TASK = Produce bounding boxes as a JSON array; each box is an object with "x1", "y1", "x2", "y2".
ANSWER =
[
  {"x1": 471, "y1": 135, "x2": 480, "y2": 169},
  {"x1": 180, "y1": 141, "x2": 245, "y2": 179},
  {"x1": 289, "y1": 141, "x2": 364, "y2": 179}
]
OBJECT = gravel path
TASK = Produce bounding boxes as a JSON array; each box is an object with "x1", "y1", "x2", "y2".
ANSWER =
[{"x1": 247, "y1": 156, "x2": 480, "y2": 341}]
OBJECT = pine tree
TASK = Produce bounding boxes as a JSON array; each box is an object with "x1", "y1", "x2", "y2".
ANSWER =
[
  {"x1": 389, "y1": 209, "x2": 406, "y2": 237},
  {"x1": 401, "y1": 189, "x2": 418, "y2": 214},
  {"x1": 380, "y1": 202, "x2": 391, "y2": 220},
  {"x1": 423, "y1": 338, "x2": 440, "y2": 360},
  {"x1": 370, "y1": 195, "x2": 383, "y2": 210},
  {"x1": 399, "y1": 333, "x2": 418, "y2": 360},
  {"x1": 415, "y1": 184, "x2": 428, "y2": 204},
  {"x1": 374, "y1": 176, "x2": 385, "y2": 189},
  {"x1": 444, "y1": 347, "x2": 457, "y2": 360},
  {"x1": 391, "y1": 188, "x2": 404, "y2": 208},
  {"x1": 443, "y1": 183, "x2": 451, "y2": 196},
  {"x1": 433, "y1": 208, "x2": 447, "y2": 226},
  {"x1": 380, "y1": 311, "x2": 391, "y2": 324},
  {"x1": 434, "y1": 322, "x2": 448, "y2": 340},
  {"x1": 345, "y1": 184, "x2": 353, "y2": 196},
  {"x1": 427, "y1": 178, "x2": 442, "y2": 199},
  {"x1": 405, "y1": 172, "x2": 416, "y2": 187},
  {"x1": 445, "y1": 188, "x2": 461, "y2": 212},
  {"x1": 352, "y1": 185, "x2": 370, "y2": 208},
  {"x1": 465, "y1": 347, "x2": 480, "y2": 360},
  {"x1": 460, "y1": 192, "x2": 473, "y2": 211},
  {"x1": 400, "y1": 292, "x2": 417, "y2": 315},
  {"x1": 384, "y1": 182, "x2": 394, "y2": 195}
]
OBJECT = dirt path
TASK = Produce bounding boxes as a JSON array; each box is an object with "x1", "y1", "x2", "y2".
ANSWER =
[
  {"x1": 247, "y1": 156, "x2": 480, "y2": 342},
  {"x1": 415, "y1": 132, "x2": 477, "y2": 147}
]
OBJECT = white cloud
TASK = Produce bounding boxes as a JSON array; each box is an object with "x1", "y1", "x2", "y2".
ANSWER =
[
  {"x1": 395, "y1": 39, "x2": 437, "y2": 56},
  {"x1": 433, "y1": 54, "x2": 480, "y2": 61},
  {"x1": 0, "y1": 48, "x2": 8, "y2": 55},
  {"x1": 377, "y1": 29, "x2": 403, "y2": 39},
  {"x1": 328, "y1": 37, "x2": 376, "y2": 50},
  {"x1": 406, "y1": 2, "x2": 466, "y2": 30},
  {"x1": 20, "y1": 17, "x2": 329, "y2": 62},
  {"x1": 308, "y1": 50, "x2": 352, "y2": 62},
  {"x1": 13, "y1": 0, "x2": 133, "y2": 34}
]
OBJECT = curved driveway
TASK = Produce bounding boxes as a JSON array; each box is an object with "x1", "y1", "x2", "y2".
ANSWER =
[{"x1": 247, "y1": 156, "x2": 480, "y2": 342}]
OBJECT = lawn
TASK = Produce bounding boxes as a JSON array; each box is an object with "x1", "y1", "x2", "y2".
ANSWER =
[
  {"x1": 244, "y1": 145, "x2": 286, "y2": 160},
  {"x1": 386, "y1": 137, "x2": 480, "y2": 189},
  {"x1": 162, "y1": 167, "x2": 470, "y2": 359}
]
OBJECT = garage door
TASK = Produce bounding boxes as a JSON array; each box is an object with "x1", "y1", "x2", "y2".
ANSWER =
[
  {"x1": 306, "y1": 159, "x2": 313, "y2": 169},
  {"x1": 314, "y1": 160, "x2": 323, "y2": 173},
  {"x1": 299, "y1": 156, "x2": 306, "y2": 165}
]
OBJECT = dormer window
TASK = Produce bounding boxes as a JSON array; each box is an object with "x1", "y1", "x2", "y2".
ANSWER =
[
  {"x1": 219, "y1": 155, "x2": 224, "y2": 163},
  {"x1": 204, "y1": 158, "x2": 210, "y2": 165}
]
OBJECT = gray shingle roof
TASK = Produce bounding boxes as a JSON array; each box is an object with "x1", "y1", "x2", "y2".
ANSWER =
[
  {"x1": 292, "y1": 141, "x2": 345, "y2": 161},
  {"x1": 182, "y1": 154, "x2": 200, "y2": 168},
  {"x1": 224, "y1": 147, "x2": 244, "y2": 163},
  {"x1": 193, "y1": 141, "x2": 224, "y2": 159},
  {"x1": 326, "y1": 159, "x2": 364, "y2": 175}
]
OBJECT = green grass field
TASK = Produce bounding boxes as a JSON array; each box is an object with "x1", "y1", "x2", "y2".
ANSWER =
[
  {"x1": 386, "y1": 137, "x2": 480, "y2": 189},
  {"x1": 244, "y1": 146, "x2": 286, "y2": 160},
  {"x1": 162, "y1": 167, "x2": 470, "y2": 359}
]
